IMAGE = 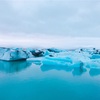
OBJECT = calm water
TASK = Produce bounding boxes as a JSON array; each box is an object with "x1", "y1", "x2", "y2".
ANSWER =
[{"x1": 0, "y1": 61, "x2": 100, "y2": 100}]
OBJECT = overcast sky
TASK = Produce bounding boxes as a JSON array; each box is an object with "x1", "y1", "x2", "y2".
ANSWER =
[
  {"x1": 0, "y1": 0, "x2": 100, "y2": 37},
  {"x1": 0, "y1": 0, "x2": 100, "y2": 48}
]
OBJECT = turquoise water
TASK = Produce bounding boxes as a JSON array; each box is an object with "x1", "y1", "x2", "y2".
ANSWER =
[{"x1": 0, "y1": 61, "x2": 100, "y2": 100}]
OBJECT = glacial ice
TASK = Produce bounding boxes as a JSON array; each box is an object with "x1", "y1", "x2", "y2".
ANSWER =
[
  {"x1": 0, "y1": 47, "x2": 100, "y2": 72},
  {"x1": 38, "y1": 48, "x2": 99, "y2": 76},
  {"x1": 0, "y1": 48, "x2": 32, "y2": 61},
  {"x1": 90, "y1": 54, "x2": 100, "y2": 59}
]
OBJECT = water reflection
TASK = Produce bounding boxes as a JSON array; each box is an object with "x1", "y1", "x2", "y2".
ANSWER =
[
  {"x1": 89, "y1": 68, "x2": 100, "y2": 76},
  {"x1": 40, "y1": 64, "x2": 87, "y2": 76},
  {"x1": 40, "y1": 63, "x2": 100, "y2": 76},
  {"x1": 0, "y1": 60, "x2": 100, "y2": 77},
  {"x1": 72, "y1": 67, "x2": 87, "y2": 76},
  {"x1": 0, "y1": 61, "x2": 31, "y2": 73},
  {"x1": 41, "y1": 64, "x2": 73, "y2": 72}
]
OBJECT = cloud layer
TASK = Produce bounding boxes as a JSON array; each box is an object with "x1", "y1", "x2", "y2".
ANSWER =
[
  {"x1": 0, "y1": 0, "x2": 100, "y2": 37},
  {"x1": 0, "y1": 33, "x2": 100, "y2": 49}
]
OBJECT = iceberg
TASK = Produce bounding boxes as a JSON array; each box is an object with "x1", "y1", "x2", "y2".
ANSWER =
[
  {"x1": 27, "y1": 57, "x2": 43, "y2": 65},
  {"x1": 47, "y1": 48, "x2": 62, "y2": 53},
  {"x1": 90, "y1": 54, "x2": 100, "y2": 59},
  {"x1": 1, "y1": 47, "x2": 100, "y2": 74},
  {"x1": 45, "y1": 56, "x2": 72, "y2": 63},
  {"x1": 30, "y1": 49, "x2": 45, "y2": 57},
  {"x1": 86, "y1": 59, "x2": 100, "y2": 69},
  {"x1": 0, "y1": 47, "x2": 32, "y2": 61}
]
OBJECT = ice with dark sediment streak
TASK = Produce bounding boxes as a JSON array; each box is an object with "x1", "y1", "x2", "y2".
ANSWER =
[
  {"x1": 0, "y1": 47, "x2": 33, "y2": 61},
  {"x1": 27, "y1": 48, "x2": 100, "y2": 71},
  {"x1": 1, "y1": 47, "x2": 100, "y2": 71},
  {"x1": 1, "y1": 47, "x2": 100, "y2": 76}
]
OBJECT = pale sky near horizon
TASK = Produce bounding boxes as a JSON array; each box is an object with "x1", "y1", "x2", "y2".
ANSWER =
[{"x1": 0, "y1": 0, "x2": 100, "y2": 48}]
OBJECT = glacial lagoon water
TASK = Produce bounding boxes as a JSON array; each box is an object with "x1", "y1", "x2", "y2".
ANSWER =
[{"x1": 0, "y1": 61, "x2": 100, "y2": 100}]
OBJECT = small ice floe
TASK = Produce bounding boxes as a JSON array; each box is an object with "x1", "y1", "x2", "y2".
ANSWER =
[
  {"x1": 90, "y1": 54, "x2": 100, "y2": 59},
  {"x1": 86, "y1": 59, "x2": 100, "y2": 69},
  {"x1": 47, "y1": 48, "x2": 62, "y2": 53},
  {"x1": 27, "y1": 57, "x2": 43, "y2": 65}
]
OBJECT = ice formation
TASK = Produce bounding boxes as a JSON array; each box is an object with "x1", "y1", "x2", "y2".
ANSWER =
[
  {"x1": 0, "y1": 47, "x2": 100, "y2": 72},
  {"x1": 0, "y1": 47, "x2": 32, "y2": 61},
  {"x1": 27, "y1": 47, "x2": 100, "y2": 74}
]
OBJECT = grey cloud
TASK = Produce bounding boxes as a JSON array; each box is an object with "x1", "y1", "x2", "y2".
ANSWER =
[{"x1": 0, "y1": 0, "x2": 100, "y2": 36}]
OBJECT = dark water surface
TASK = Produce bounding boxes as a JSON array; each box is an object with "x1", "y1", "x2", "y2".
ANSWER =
[{"x1": 0, "y1": 61, "x2": 100, "y2": 100}]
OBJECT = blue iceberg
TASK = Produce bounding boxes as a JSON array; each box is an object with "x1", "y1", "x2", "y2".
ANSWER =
[{"x1": 0, "y1": 47, "x2": 100, "y2": 73}]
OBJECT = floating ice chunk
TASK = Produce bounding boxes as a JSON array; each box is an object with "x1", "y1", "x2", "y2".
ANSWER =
[
  {"x1": 23, "y1": 49, "x2": 33, "y2": 58},
  {"x1": 41, "y1": 56, "x2": 84, "y2": 69},
  {"x1": 27, "y1": 56, "x2": 72, "y2": 66},
  {"x1": 0, "y1": 48, "x2": 30, "y2": 61},
  {"x1": 71, "y1": 61, "x2": 84, "y2": 68},
  {"x1": 45, "y1": 56, "x2": 72, "y2": 63},
  {"x1": 30, "y1": 49, "x2": 45, "y2": 57},
  {"x1": 90, "y1": 54, "x2": 100, "y2": 59},
  {"x1": 0, "y1": 48, "x2": 8, "y2": 58},
  {"x1": 40, "y1": 59, "x2": 84, "y2": 72},
  {"x1": 47, "y1": 48, "x2": 62, "y2": 53},
  {"x1": 53, "y1": 50, "x2": 91, "y2": 63},
  {"x1": 86, "y1": 59, "x2": 100, "y2": 69},
  {"x1": 42, "y1": 58, "x2": 70, "y2": 67},
  {"x1": 27, "y1": 57, "x2": 43, "y2": 65},
  {"x1": 27, "y1": 57, "x2": 43, "y2": 61}
]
